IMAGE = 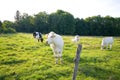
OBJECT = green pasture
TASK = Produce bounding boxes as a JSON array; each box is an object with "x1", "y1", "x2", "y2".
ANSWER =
[{"x1": 0, "y1": 33, "x2": 120, "y2": 80}]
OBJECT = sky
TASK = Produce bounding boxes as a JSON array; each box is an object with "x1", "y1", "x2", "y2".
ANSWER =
[{"x1": 0, "y1": 0, "x2": 120, "y2": 22}]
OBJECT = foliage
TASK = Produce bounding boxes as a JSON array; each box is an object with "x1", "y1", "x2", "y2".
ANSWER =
[
  {"x1": 34, "y1": 12, "x2": 49, "y2": 33},
  {"x1": 83, "y1": 15, "x2": 120, "y2": 36},
  {"x1": 0, "y1": 10, "x2": 120, "y2": 36},
  {"x1": 48, "y1": 10, "x2": 75, "y2": 34},
  {"x1": 15, "y1": 13, "x2": 34, "y2": 33},
  {"x1": 0, "y1": 33, "x2": 120, "y2": 80},
  {"x1": 14, "y1": 10, "x2": 21, "y2": 22},
  {"x1": 0, "y1": 20, "x2": 16, "y2": 33}
]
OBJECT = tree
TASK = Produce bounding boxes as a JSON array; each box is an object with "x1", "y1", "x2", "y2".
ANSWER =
[
  {"x1": 1, "y1": 20, "x2": 16, "y2": 33},
  {"x1": 14, "y1": 10, "x2": 21, "y2": 22},
  {"x1": 48, "y1": 13, "x2": 61, "y2": 33},
  {"x1": 12, "y1": 10, "x2": 120, "y2": 36},
  {"x1": 34, "y1": 12, "x2": 49, "y2": 33},
  {"x1": 15, "y1": 13, "x2": 34, "y2": 32},
  {"x1": 75, "y1": 18, "x2": 89, "y2": 35},
  {"x1": 0, "y1": 21, "x2": 2, "y2": 33},
  {"x1": 48, "y1": 10, "x2": 75, "y2": 35}
]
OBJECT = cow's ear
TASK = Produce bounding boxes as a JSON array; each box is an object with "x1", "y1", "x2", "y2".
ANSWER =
[{"x1": 51, "y1": 33, "x2": 55, "y2": 38}]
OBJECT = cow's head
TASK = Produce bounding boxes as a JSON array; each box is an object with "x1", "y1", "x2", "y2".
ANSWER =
[
  {"x1": 33, "y1": 32, "x2": 37, "y2": 38},
  {"x1": 46, "y1": 31, "x2": 56, "y2": 44}
]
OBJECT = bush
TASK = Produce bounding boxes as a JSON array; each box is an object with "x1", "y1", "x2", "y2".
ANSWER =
[
  {"x1": 0, "y1": 27, "x2": 16, "y2": 33},
  {"x1": 7, "y1": 28, "x2": 16, "y2": 33}
]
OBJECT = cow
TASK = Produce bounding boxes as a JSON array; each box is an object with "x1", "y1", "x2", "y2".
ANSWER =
[
  {"x1": 33, "y1": 32, "x2": 43, "y2": 42},
  {"x1": 101, "y1": 37, "x2": 114, "y2": 50},
  {"x1": 72, "y1": 35, "x2": 80, "y2": 44},
  {"x1": 46, "y1": 31, "x2": 64, "y2": 64}
]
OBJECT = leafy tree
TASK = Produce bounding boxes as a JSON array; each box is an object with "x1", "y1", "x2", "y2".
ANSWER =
[
  {"x1": 48, "y1": 13, "x2": 60, "y2": 33},
  {"x1": 75, "y1": 18, "x2": 89, "y2": 35},
  {"x1": 0, "y1": 21, "x2": 3, "y2": 33},
  {"x1": 48, "y1": 10, "x2": 75, "y2": 35},
  {"x1": 3, "y1": 10, "x2": 119, "y2": 36},
  {"x1": 15, "y1": 13, "x2": 35, "y2": 33},
  {"x1": 34, "y1": 12, "x2": 49, "y2": 33},
  {"x1": 14, "y1": 10, "x2": 21, "y2": 22},
  {"x1": 1, "y1": 20, "x2": 16, "y2": 33}
]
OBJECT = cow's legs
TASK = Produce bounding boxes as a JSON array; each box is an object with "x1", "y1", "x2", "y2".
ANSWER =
[
  {"x1": 55, "y1": 56, "x2": 58, "y2": 64},
  {"x1": 58, "y1": 51, "x2": 63, "y2": 64},
  {"x1": 101, "y1": 45, "x2": 104, "y2": 50},
  {"x1": 54, "y1": 52, "x2": 62, "y2": 64},
  {"x1": 54, "y1": 52, "x2": 58, "y2": 64},
  {"x1": 38, "y1": 39, "x2": 39, "y2": 42},
  {"x1": 60, "y1": 56, "x2": 63, "y2": 64},
  {"x1": 106, "y1": 44, "x2": 109, "y2": 49},
  {"x1": 110, "y1": 44, "x2": 112, "y2": 49}
]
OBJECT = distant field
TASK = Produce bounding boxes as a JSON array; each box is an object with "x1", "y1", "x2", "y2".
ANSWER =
[{"x1": 0, "y1": 33, "x2": 120, "y2": 80}]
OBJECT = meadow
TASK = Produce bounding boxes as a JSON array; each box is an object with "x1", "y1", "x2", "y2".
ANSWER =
[{"x1": 0, "y1": 33, "x2": 120, "y2": 80}]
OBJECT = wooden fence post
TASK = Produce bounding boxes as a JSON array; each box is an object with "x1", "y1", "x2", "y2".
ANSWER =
[{"x1": 72, "y1": 44, "x2": 82, "y2": 80}]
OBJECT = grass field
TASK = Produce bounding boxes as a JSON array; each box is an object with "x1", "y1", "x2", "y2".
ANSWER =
[{"x1": 0, "y1": 33, "x2": 120, "y2": 80}]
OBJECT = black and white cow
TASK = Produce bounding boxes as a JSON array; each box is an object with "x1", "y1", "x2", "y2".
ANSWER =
[{"x1": 33, "y1": 32, "x2": 43, "y2": 42}]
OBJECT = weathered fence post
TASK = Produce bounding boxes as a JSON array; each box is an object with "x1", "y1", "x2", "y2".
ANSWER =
[{"x1": 72, "y1": 44, "x2": 82, "y2": 80}]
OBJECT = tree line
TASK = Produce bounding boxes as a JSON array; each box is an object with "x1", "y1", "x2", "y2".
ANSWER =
[{"x1": 0, "y1": 10, "x2": 120, "y2": 36}]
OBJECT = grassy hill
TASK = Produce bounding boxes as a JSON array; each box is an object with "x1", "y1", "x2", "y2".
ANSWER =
[{"x1": 0, "y1": 33, "x2": 120, "y2": 80}]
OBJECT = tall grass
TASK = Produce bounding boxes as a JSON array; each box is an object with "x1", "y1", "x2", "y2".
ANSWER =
[{"x1": 0, "y1": 33, "x2": 120, "y2": 80}]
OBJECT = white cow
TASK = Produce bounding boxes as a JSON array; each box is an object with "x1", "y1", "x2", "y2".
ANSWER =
[
  {"x1": 72, "y1": 35, "x2": 80, "y2": 44},
  {"x1": 46, "y1": 31, "x2": 64, "y2": 64},
  {"x1": 101, "y1": 37, "x2": 114, "y2": 50}
]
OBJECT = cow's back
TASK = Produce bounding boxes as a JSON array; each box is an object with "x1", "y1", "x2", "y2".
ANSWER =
[
  {"x1": 102, "y1": 37, "x2": 114, "y2": 45},
  {"x1": 54, "y1": 34, "x2": 64, "y2": 49}
]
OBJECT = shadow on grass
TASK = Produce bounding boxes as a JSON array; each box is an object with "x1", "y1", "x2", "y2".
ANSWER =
[
  {"x1": 0, "y1": 71, "x2": 18, "y2": 80},
  {"x1": 1, "y1": 59, "x2": 27, "y2": 65},
  {"x1": 0, "y1": 64, "x2": 71, "y2": 80},
  {"x1": 79, "y1": 64, "x2": 119, "y2": 80},
  {"x1": 63, "y1": 55, "x2": 74, "y2": 63},
  {"x1": 63, "y1": 54, "x2": 110, "y2": 64},
  {"x1": 63, "y1": 55, "x2": 120, "y2": 80}
]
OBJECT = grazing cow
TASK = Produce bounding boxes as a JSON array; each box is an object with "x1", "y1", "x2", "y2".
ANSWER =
[
  {"x1": 72, "y1": 35, "x2": 80, "y2": 44},
  {"x1": 33, "y1": 32, "x2": 43, "y2": 42},
  {"x1": 46, "y1": 31, "x2": 64, "y2": 64},
  {"x1": 101, "y1": 37, "x2": 114, "y2": 50}
]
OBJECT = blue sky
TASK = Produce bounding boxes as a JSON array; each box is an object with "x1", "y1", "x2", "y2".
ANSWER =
[{"x1": 0, "y1": 0, "x2": 120, "y2": 21}]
